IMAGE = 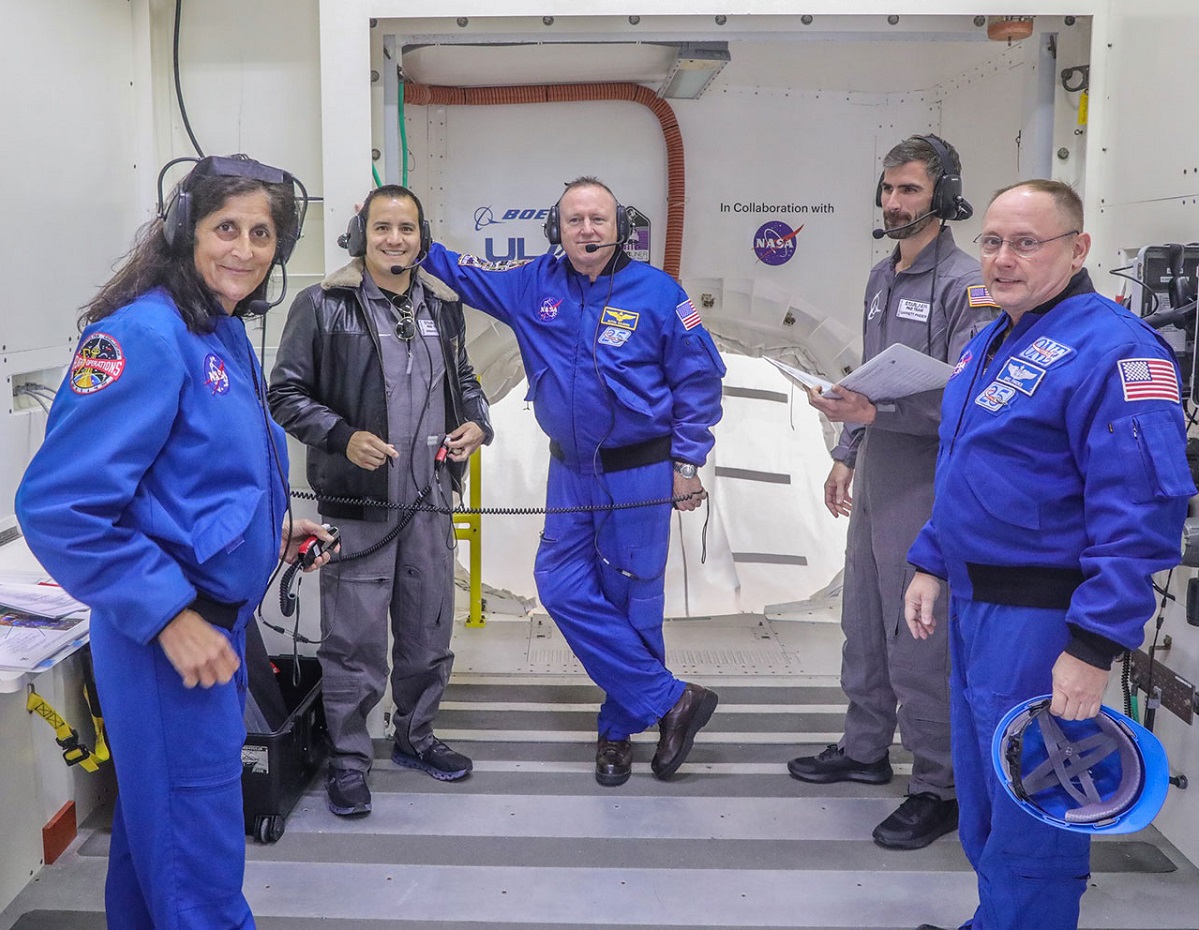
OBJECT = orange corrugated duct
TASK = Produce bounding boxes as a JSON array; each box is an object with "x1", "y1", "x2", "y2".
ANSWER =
[{"x1": 403, "y1": 82, "x2": 686, "y2": 280}]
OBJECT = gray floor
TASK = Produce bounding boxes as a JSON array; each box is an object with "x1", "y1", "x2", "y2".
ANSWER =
[{"x1": 2, "y1": 613, "x2": 1198, "y2": 929}]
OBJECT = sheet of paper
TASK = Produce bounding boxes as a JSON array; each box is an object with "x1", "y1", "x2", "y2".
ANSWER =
[
  {"x1": 0, "y1": 582, "x2": 87, "y2": 620},
  {"x1": 0, "y1": 613, "x2": 89, "y2": 671},
  {"x1": 833, "y1": 343, "x2": 953, "y2": 402},
  {"x1": 764, "y1": 357, "x2": 834, "y2": 394}
]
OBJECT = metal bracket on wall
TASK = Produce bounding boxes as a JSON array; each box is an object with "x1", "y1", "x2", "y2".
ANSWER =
[{"x1": 1128, "y1": 648, "x2": 1197, "y2": 724}]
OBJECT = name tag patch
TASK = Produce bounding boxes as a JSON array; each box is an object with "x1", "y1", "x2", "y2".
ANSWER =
[
  {"x1": 896, "y1": 299, "x2": 931, "y2": 323},
  {"x1": 975, "y1": 381, "x2": 1017, "y2": 412},
  {"x1": 419, "y1": 319, "x2": 438, "y2": 337},
  {"x1": 1018, "y1": 337, "x2": 1074, "y2": 367},
  {"x1": 601, "y1": 306, "x2": 639, "y2": 331},
  {"x1": 995, "y1": 358, "x2": 1045, "y2": 396},
  {"x1": 598, "y1": 327, "x2": 631, "y2": 347}
]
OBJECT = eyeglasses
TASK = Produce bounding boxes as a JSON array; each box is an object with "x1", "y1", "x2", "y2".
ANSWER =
[{"x1": 974, "y1": 230, "x2": 1080, "y2": 257}]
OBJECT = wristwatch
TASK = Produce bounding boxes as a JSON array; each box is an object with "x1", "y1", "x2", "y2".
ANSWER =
[{"x1": 672, "y1": 461, "x2": 698, "y2": 479}]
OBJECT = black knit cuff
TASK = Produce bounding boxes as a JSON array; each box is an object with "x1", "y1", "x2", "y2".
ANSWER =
[{"x1": 1064, "y1": 624, "x2": 1124, "y2": 671}]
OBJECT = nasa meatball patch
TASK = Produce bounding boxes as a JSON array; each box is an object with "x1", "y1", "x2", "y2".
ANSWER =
[
  {"x1": 203, "y1": 353, "x2": 230, "y2": 395},
  {"x1": 70, "y1": 334, "x2": 126, "y2": 394}
]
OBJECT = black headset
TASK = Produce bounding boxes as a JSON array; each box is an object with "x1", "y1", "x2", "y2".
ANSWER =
[
  {"x1": 543, "y1": 197, "x2": 632, "y2": 246},
  {"x1": 874, "y1": 134, "x2": 973, "y2": 222},
  {"x1": 157, "y1": 154, "x2": 308, "y2": 263},
  {"x1": 340, "y1": 186, "x2": 432, "y2": 259}
]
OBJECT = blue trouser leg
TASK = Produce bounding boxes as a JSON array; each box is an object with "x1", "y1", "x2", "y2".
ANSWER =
[
  {"x1": 950, "y1": 596, "x2": 1090, "y2": 930},
  {"x1": 91, "y1": 609, "x2": 256, "y2": 930},
  {"x1": 535, "y1": 459, "x2": 684, "y2": 738}
]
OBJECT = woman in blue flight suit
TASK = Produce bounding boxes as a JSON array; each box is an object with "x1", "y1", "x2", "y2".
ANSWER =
[{"x1": 16, "y1": 156, "x2": 334, "y2": 930}]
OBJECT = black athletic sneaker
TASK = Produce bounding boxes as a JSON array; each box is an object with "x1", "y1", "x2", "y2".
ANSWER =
[
  {"x1": 787, "y1": 743, "x2": 893, "y2": 784},
  {"x1": 392, "y1": 737, "x2": 473, "y2": 781},
  {"x1": 873, "y1": 793, "x2": 959, "y2": 850},
  {"x1": 325, "y1": 767, "x2": 371, "y2": 817}
]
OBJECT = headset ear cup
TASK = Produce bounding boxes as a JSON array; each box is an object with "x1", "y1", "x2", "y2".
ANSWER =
[
  {"x1": 420, "y1": 219, "x2": 432, "y2": 256},
  {"x1": 163, "y1": 190, "x2": 191, "y2": 255},
  {"x1": 874, "y1": 172, "x2": 885, "y2": 209},
  {"x1": 615, "y1": 205, "x2": 631, "y2": 244},
  {"x1": 543, "y1": 204, "x2": 560, "y2": 245},
  {"x1": 345, "y1": 212, "x2": 366, "y2": 258},
  {"x1": 937, "y1": 173, "x2": 965, "y2": 221}
]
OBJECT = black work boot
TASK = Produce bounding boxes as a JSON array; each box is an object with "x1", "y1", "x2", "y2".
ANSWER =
[
  {"x1": 651, "y1": 683, "x2": 719, "y2": 780},
  {"x1": 595, "y1": 737, "x2": 633, "y2": 787}
]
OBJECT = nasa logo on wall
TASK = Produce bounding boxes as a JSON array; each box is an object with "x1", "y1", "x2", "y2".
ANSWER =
[{"x1": 753, "y1": 221, "x2": 802, "y2": 266}]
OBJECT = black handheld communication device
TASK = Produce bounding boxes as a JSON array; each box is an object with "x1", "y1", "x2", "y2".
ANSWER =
[{"x1": 297, "y1": 525, "x2": 340, "y2": 569}]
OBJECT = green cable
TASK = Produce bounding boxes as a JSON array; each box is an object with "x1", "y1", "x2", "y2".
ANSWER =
[
  {"x1": 399, "y1": 80, "x2": 409, "y2": 187},
  {"x1": 1131, "y1": 693, "x2": 1140, "y2": 723},
  {"x1": 371, "y1": 164, "x2": 382, "y2": 189}
]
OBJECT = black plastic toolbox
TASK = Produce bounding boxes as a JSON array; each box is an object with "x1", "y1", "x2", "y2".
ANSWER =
[{"x1": 241, "y1": 655, "x2": 327, "y2": 843}]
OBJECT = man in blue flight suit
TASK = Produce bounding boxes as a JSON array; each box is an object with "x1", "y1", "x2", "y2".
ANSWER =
[
  {"x1": 421, "y1": 177, "x2": 725, "y2": 786},
  {"x1": 905, "y1": 180, "x2": 1194, "y2": 930}
]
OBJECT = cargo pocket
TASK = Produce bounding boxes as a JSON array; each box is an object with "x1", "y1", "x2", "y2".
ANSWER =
[{"x1": 628, "y1": 588, "x2": 666, "y2": 662}]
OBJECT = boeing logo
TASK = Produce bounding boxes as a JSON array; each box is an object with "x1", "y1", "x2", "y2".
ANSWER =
[{"x1": 474, "y1": 205, "x2": 552, "y2": 231}]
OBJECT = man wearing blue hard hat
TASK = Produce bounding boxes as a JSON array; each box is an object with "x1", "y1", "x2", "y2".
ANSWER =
[{"x1": 902, "y1": 179, "x2": 1193, "y2": 930}]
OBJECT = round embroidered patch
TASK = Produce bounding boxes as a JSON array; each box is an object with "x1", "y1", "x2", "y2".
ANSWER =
[
  {"x1": 203, "y1": 353, "x2": 231, "y2": 395},
  {"x1": 538, "y1": 296, "x2": 561, "y2": 322},
  {"x1": 70, "y1": 333, "x2": 126, "y2": 394}
]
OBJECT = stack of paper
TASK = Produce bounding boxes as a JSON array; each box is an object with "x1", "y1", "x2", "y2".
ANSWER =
[{"x1": 0, "y1": 582, "x2": 89, "y2": 672}]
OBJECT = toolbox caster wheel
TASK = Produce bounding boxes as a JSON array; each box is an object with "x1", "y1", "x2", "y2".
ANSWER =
[{"x1": 255, "y1": 815, "x2": 285, "y2": 844}]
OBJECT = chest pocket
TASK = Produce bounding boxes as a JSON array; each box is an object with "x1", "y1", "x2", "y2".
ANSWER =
[
  {"x1": 192, "y1": 486, "x2": 265, "y2": 564},
  {"x1": 963, "y1": 449, "x2": 1041, "y2": 530},
  {"x1": 1113, "y1": 411, "x2": 1197, "y2": 503}
]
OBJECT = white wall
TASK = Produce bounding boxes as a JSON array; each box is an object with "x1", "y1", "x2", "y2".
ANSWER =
[{"x1": 0, "y1": 0, "x2": 146, "y2": 909}]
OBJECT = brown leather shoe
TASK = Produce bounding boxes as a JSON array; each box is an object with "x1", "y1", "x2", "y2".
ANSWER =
[
  {"x1": 595, "y1": 737, "x2": 633, "y2": 787},
  {"x1": 651, "y1": 682, "x2": 718, "y2": 780}
]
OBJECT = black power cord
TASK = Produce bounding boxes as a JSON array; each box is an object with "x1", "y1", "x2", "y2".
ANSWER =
[{"x1": 173, "y1": 0, "x2": 204, "y2": 157}]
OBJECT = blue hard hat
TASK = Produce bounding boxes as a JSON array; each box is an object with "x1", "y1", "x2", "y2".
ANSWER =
[{"x1": 992, "y1": 695, "x2": 1170, "y2": 835}]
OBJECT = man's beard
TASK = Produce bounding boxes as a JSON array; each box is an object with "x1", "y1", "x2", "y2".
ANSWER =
[{"x1": 883, "y1": 211, "x2": 936, "y2": 240}]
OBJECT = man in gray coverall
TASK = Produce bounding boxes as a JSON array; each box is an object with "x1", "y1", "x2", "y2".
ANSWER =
[
  {"x1": 269, "y1": 186, "x2": 493, "y2": 816},
  {"x1": 788, "y1": 135, "x2": 999, "y2": 849}
]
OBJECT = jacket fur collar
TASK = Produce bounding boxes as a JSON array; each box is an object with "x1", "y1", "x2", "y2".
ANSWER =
[{"x1": 320, "y1": 258, "x2": 459, "y2": 304}]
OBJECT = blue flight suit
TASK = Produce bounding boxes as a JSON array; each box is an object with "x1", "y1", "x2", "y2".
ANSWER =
[
  {"x1": 907, "y1": 272, "x2": 1193, "y2": 930},
  {"x1": 17, "y1": 289, "x2": 288, "y2": 930},
  {"x1": 421, "y1": 243, "x2": 725, "y2": 738}
]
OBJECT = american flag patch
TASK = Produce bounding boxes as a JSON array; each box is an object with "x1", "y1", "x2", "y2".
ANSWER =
[
  {"x1": 676, "y1": 299, "x2": 702, "y2": 330},
  {"x1": 1117, "y1": 357, "x2": 1180, "y2": 403},
  {"x1": 967, "y1": 285, "x2": 999, "y2": 308}
]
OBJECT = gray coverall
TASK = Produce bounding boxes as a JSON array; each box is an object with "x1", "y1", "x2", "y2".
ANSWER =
[
  {"x1": 831, "y1": 225, "x2": 997, "y2": 798},
  {"x1": 317, "y1": 275, "x2": 458, "y2": 770}
]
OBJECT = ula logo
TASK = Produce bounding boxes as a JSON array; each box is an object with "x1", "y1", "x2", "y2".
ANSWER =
[{"x1": 753, "y1": 221, "x2": 803, "y2": 266}]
